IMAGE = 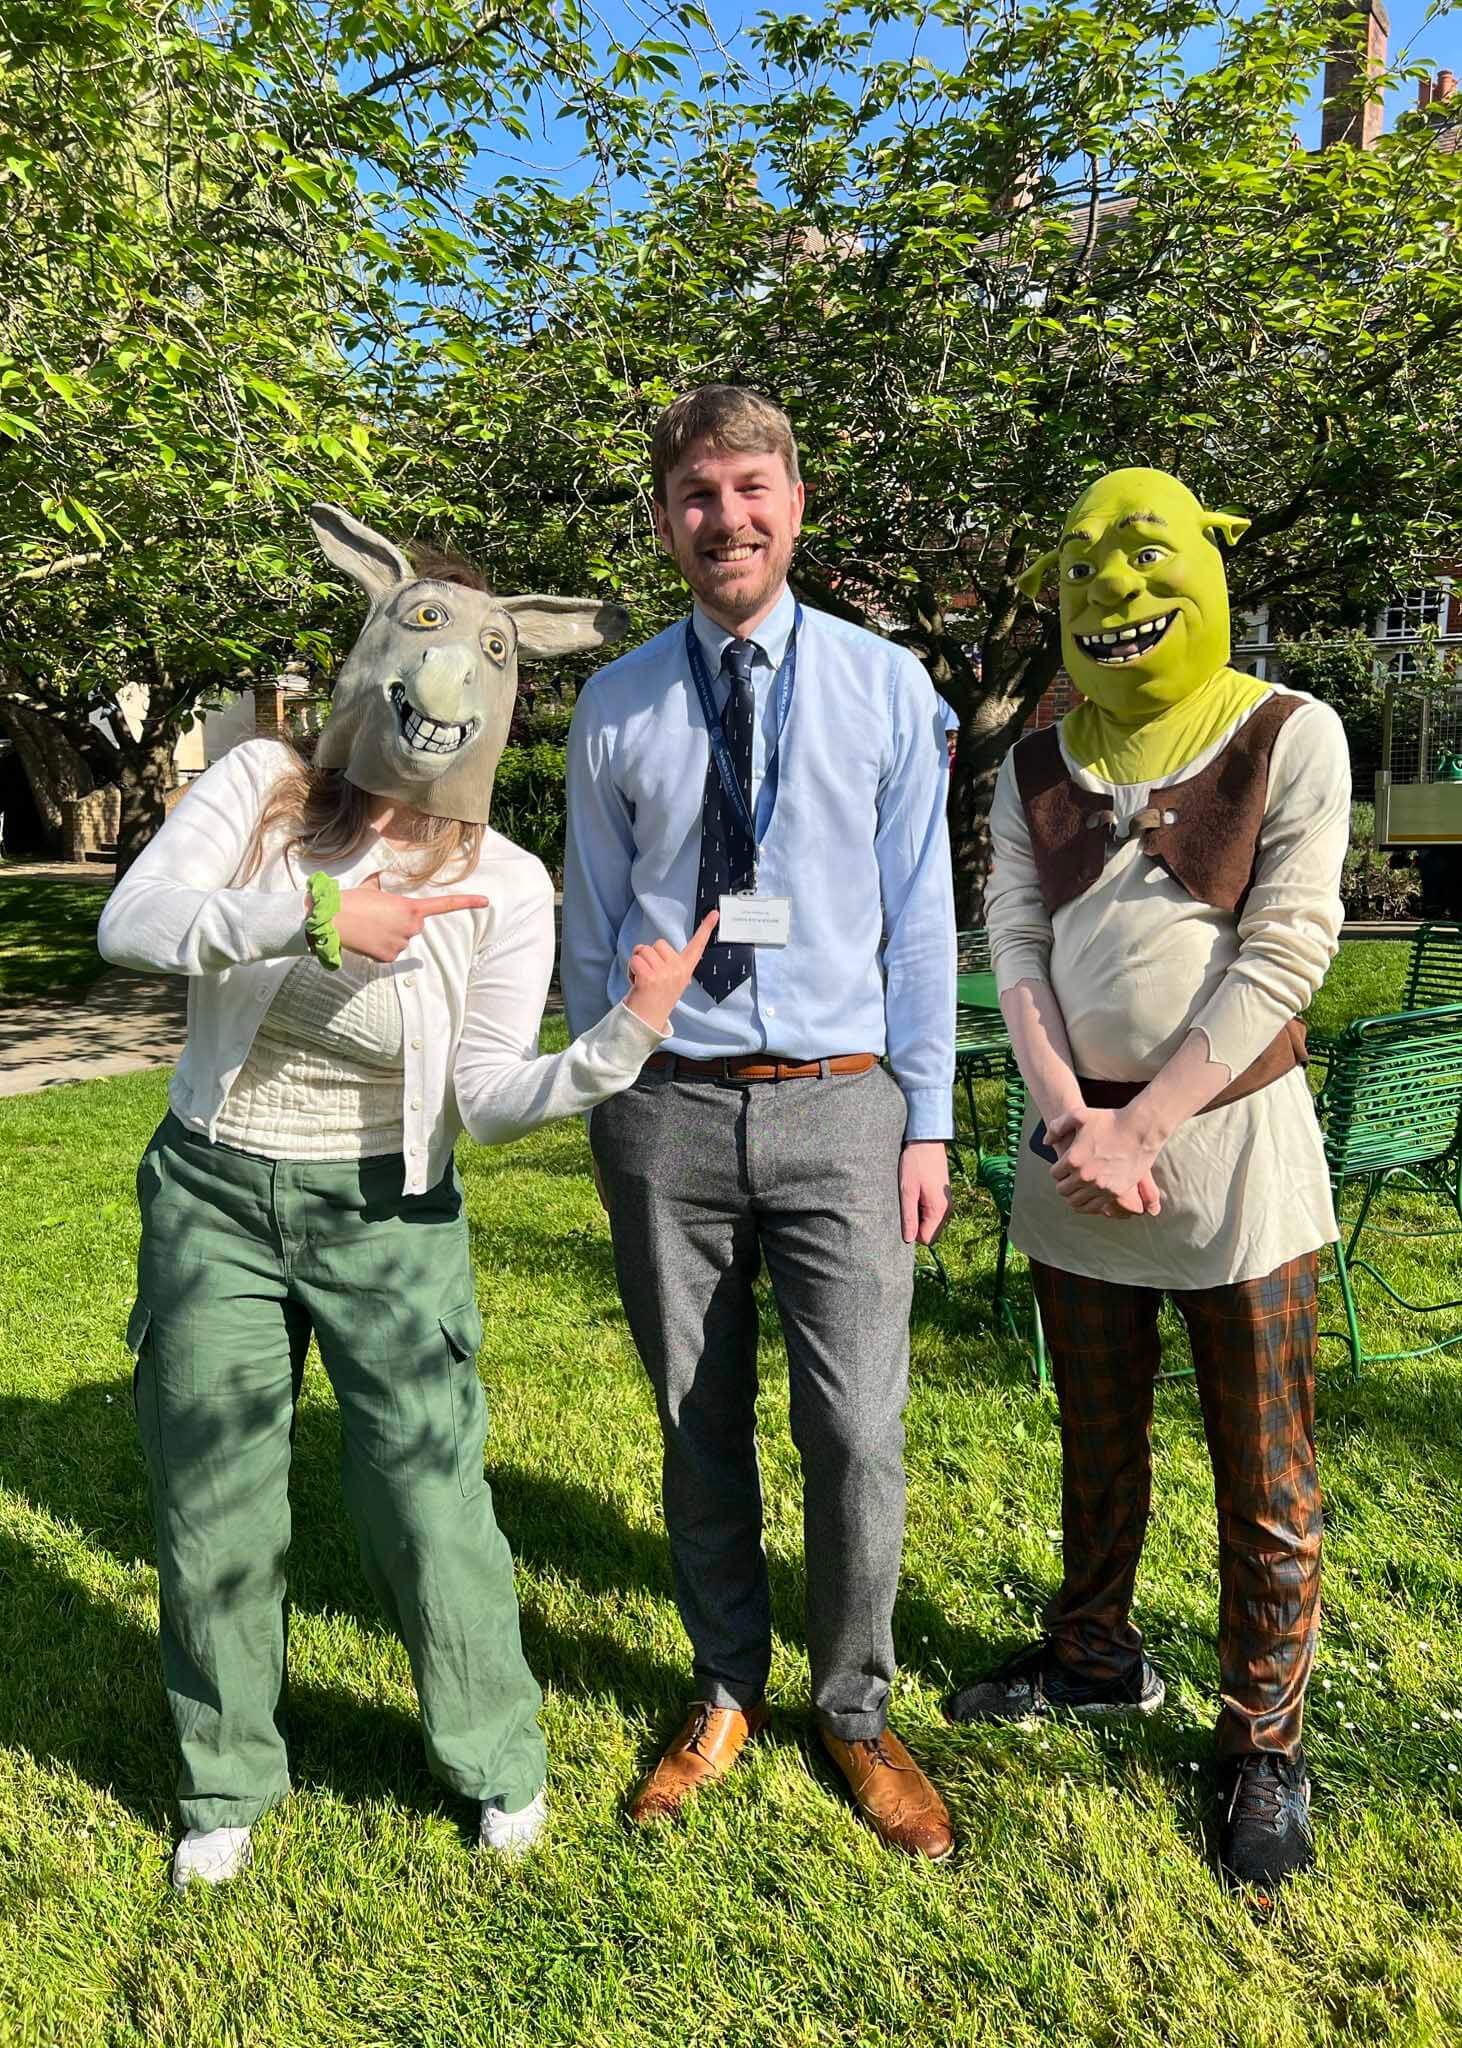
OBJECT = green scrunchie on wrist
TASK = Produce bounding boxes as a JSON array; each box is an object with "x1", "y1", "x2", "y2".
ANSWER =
[{"x1": 304, "y1": 871, "x2": 343, "y2": 972}]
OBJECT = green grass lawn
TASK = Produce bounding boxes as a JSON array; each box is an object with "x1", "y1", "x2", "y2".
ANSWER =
[
  {"x1": 1, "y1": 951, "x2": 1459, "y2": 2046},
  {"x1": 0, "y1": 871, "x2": 112, "y2": 1005}
]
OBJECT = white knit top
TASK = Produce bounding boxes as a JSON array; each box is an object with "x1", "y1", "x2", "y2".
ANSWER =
[{"x1": 213, "y1": 949, "x2": 405, "y2": 1159}]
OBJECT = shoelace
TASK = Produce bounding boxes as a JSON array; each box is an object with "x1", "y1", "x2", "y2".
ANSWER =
[
  {"x1": 684, "y1": 1705, "x2": 718, "y2": 1757},
  {"x1": 854, "y1": 1736, "x2": 912, "y2": 1773},
  {"x1": 1226, "y1": 1755, "x2": 1287, "y2": 1827},
  {"x1": 992, "y1": 1638, "x2": 1055, "y2": 1685}
]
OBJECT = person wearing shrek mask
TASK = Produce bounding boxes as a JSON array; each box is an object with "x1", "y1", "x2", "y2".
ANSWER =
[{"x1": 944, "y1": 468, "x2": 1349, "y2": 1901}]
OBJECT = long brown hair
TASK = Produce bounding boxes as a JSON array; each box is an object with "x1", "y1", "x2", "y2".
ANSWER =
[
  {"x1": 239, "y1": 546, "x2": 489, "y2": 885},
  {"x1": 240, "y1": 745, "x2": 485, "y2": 886}
]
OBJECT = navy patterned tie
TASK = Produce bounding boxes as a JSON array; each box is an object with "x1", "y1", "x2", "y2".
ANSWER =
[{"x1": 693, "y1": 638, "x2": 756, "y2": 1000}]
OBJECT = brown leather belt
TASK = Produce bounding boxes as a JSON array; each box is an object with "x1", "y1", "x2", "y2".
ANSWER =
[
  {"x1": 1077, "y1": 1018, "x2": 1309, "y2": 1115},
  {"x1": 644, "y1": 1051, "x2": 880, "y2": 1082}
]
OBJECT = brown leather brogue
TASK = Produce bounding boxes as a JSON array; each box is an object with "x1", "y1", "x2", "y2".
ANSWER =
[
  {"x1": 628, "y1": 1700, "x2": 769, "y2": 1824},
  {"x1": 819, "y1": 1726, "x2": 956, "y2": 1860}
]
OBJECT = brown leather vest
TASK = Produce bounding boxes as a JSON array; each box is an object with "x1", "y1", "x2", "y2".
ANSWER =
[{"x1": 1011, "y1": 692, "x2": 1309, "y2": 1110}]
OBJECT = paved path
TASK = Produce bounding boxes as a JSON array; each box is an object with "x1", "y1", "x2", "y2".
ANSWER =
[
  {"x1": 0, "y1": 969, "x2": 187, "y2": 1097},
  {"x1": 0, "y1": 859, "x2": 114, "y2": 882},
  {"x1": 0, "y1": 898, "x2": 1422, "y2": 1101},
  {"x1": 0, "y1": 881, "x2": 565, "y2": 1096}
]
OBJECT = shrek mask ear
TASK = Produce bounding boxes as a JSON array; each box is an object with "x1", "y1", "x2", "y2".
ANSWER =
[
  {"x1": 1017, "y1": 549, "x2": 1060, "y2": 602},
  {"x1": 1202, "y1": 507, "x2": 1251, "y2": 548}
]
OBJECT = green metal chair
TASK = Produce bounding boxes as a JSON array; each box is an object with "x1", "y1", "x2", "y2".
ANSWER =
[
  {"x1": 975, "y1": 1055, "x2": 1048, "y2": 1385},
  {"x1": 973, "y1": 1057, "x2": 1201, "y2": 1392},
  {"x1": 1317, "y1": 1001, "x2": 1462, "y2": 1374},
  {"x1": 1309, "y1": 922, "x2": 1462, "y2": 1101},
  {"x1": 1408, "y1": 920, "x2": 1462, "y2": 1010},
  {"x1": 952, "y1": 926, "x2": 1011, "y2": 1169}
]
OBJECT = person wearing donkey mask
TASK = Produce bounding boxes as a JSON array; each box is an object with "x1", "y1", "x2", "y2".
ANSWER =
[
  {"x1": 100, "y1": 505, "x2": 716, "y2": 1890},
  {"x1": 944, "y1": 468, "x2": 1349, "y2": 1902}
]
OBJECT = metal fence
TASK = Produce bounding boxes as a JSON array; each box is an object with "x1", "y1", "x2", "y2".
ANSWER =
[{"x1": 1384, "y1": 680, "x2": 1462, "y2": 786}]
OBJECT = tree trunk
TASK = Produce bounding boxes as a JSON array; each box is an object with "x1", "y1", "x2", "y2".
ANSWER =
[
  {"x1": 114, "y1": 736, "x2": 176, "y2": 877},
  {"x1": 0, "y1": 695, "x2": 96, "y2": 845},
  {"x1": 947, "y1": 629, "x2": 1063, "y2": 925}
]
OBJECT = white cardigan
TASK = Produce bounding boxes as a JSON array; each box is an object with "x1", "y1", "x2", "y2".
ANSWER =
[{"x1": 97, "y1": 740, "x2": 665, "y2": 1193}]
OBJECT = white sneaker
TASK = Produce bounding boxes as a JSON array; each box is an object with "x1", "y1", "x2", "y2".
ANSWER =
[
  {"x1": 478, "y1": 1789, "x2": 547, "y2": 1860},
  {"x1": 171, "y1": 1825, "x2": 254, "y2": 1891}
]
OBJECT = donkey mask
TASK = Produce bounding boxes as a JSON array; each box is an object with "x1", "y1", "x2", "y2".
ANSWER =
[{"x1": 309, "y1": 503, "x2": 630, "y2": 825}]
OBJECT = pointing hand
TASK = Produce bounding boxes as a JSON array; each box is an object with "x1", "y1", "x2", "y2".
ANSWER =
[
  {"x1": 330, "y1": 872, "x2": 490, "y2": 963},
  {"x1": 623, "y1": 913, "x2": 720, "y2": 1032}
]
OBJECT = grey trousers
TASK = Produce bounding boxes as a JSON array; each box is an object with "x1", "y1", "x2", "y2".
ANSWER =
[{"x1": 590, "y1": 1062, "x2": 914, "y2": 1740}]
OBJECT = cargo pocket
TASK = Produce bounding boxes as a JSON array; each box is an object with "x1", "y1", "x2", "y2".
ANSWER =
[
  {"x1": 440, "y1": 1302, "x2": 487, "y2": 1499},
  {"x1": 125, "y1": 1298, "x2": 165, "y2": 1488}
]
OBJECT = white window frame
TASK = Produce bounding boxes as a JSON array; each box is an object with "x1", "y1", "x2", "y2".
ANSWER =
[{"x1": 1377, "y1": 587, "x2": 1446, "y2": 641}]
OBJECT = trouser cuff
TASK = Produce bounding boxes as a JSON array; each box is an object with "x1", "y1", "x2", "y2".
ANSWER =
[
  {"x1": 696, "y1": 1676, "x2": 769, "y2": 1714},
  {"x1": 177, "y1": 1785, "x2": 288, "y2": 1833},
  {"x1": 816, "y1": 1707, "x2": 888, "y2": 1743}
]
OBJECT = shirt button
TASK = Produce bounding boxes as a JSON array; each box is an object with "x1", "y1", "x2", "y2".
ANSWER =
[
  {"x1": 411, "y1": 1037, "x2": 423, "y2": 1051},
  {"x1": 765, "y1": 1004, "x2": 777, "y2": 1017},
  {"x1": 410, "y1": 1098, "x2": 422, "y2": 1112},
  {"x1": 411, "y1": 1143, "x2": 424, "y2": 1155},
  {"x1": 403, "y1": 974, "x2": 416, "y2": 988}
]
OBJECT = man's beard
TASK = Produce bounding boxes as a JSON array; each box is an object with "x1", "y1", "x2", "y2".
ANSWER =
[{"x1": 678, "y1": 531, "x2": 793, "y2": 625}]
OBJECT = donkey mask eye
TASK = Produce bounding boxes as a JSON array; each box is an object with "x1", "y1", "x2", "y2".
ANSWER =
[
  {"x1": 482, "y1": 631, "x2": 508, "y2": 663},
  {"x1": 410, "y1": 603, "x2": 448, "y2": 628}
]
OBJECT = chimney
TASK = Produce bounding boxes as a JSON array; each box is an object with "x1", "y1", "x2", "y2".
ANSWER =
[
  {"x1": 1437, "y1": 70, "x2": 1457, "y2": 101},
  {"x1": 1419, "y1": 78, "x2": 1432, "y2": 110},
  {"x1": 1320, "y1": 0, "x2": 1390, "y2": 151}
]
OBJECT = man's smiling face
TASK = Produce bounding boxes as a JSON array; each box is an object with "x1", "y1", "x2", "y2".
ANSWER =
[
  {"x1": 654, "y1": 438, "x2": 804, "y2": 632},
  {"x1": 1058, "y1": 468, "x2": 1234, "y2": 719}
]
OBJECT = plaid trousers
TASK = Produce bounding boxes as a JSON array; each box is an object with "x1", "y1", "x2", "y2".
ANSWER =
[{"x1": 1029, "y1": 1252, "x2": 1322, "y2": 1758}]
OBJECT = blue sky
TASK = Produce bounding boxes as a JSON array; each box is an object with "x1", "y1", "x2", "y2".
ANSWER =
[{"x1": 452, "y1": 0, "x2": 1461, "y2": 212}]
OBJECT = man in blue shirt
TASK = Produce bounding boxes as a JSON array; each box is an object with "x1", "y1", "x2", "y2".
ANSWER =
[{"x1": 562, "y1": 385, "x2": 957, "y2": 1859}]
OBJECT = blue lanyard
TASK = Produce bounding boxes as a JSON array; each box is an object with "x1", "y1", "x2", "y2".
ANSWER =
[{"x1": 684, "y1": 605, "x2": 801, "y2": 862}]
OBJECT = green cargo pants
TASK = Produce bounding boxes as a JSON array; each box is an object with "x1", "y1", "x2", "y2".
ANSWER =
[{"x1": 127, "y1": 1113, "x2": 546, "y2": 1833}]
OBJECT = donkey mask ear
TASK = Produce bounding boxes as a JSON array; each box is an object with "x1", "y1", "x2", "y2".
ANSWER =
[
  {"x1": 309, "y1": 503, "x2": 413, "y2": 605},
  {"x1": 1201, "y1": 507, "x2": 1251, "y2": 548},
  {"x1": 501, "y1": 595, "x2": 632, "y2": 663},
  {"x1": 1016, "y1": 548, "x2": 1060, "y2": 602}
]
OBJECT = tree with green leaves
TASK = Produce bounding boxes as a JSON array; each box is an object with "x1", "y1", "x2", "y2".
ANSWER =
[
  {"x1": 422, "y1": 0, "x2": 1462, "y2": 915},
  {"x1": 0, "y1": 0, "x2": 673, "y2": 867}
]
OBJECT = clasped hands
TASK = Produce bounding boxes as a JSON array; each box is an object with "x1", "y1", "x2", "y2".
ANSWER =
[{"x1": 1044, "y1": 1104, "x2": 1164, "y2": 1222}]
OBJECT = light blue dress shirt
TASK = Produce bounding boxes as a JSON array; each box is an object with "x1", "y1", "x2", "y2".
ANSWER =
[{"x1": 561, "y1": 585, "x2": 956, "y2": 1141}]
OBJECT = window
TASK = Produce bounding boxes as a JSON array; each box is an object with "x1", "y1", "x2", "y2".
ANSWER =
[
  {"x1": 1231, "y1": 608, "x2": 1270, "y2": 680},
  {"x1": 1378, "y1": 588, "x2": 1446, "y2": 641}
]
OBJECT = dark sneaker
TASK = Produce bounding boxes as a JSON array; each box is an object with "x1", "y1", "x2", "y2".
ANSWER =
[
  {"x1": 1216, "y1": 1751, "x2": 1314, "y2": 1900},
  {"x1": 944, "y1": 1637, "x2": 1165, "y2": 1724}
]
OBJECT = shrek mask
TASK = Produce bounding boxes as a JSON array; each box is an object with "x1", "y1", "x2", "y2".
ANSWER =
[
  {"x1": 1018, "y1": 469, "x2": 1263, "y2": 782},
  {"x1": 310, "y1": 503, "x2": 629, "y2": 825}
]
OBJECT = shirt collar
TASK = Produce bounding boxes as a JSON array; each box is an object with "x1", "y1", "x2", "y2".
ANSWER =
[{"x1": 691, "y1": 583, "x2": 797, "y2": 678}]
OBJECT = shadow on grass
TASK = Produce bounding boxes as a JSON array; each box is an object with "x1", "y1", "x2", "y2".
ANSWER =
[
  {"x1": 0, "y1": 873, "x2": 111, "y2": 1003},
  {"x1": 7, "y1": 1272, "x2": 1453, "y2": 1835},
  {"x1": 0, "y1": 1376, "x2": 693, "y2": 1822}
]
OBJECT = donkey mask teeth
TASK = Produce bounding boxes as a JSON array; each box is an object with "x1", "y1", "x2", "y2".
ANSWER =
[{"x1": 390, "y1": 680, "x2": 478, "y2": 756}]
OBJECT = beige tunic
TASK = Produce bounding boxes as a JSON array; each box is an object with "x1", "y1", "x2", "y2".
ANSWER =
[{"x1": 986, "y1": 688, "x2": 1350, "y2": 1289}]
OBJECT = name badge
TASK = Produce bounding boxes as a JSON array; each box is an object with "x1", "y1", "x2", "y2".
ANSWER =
[{"x1": 717, "y1": 893, "x2": 791, "y2": 946}]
